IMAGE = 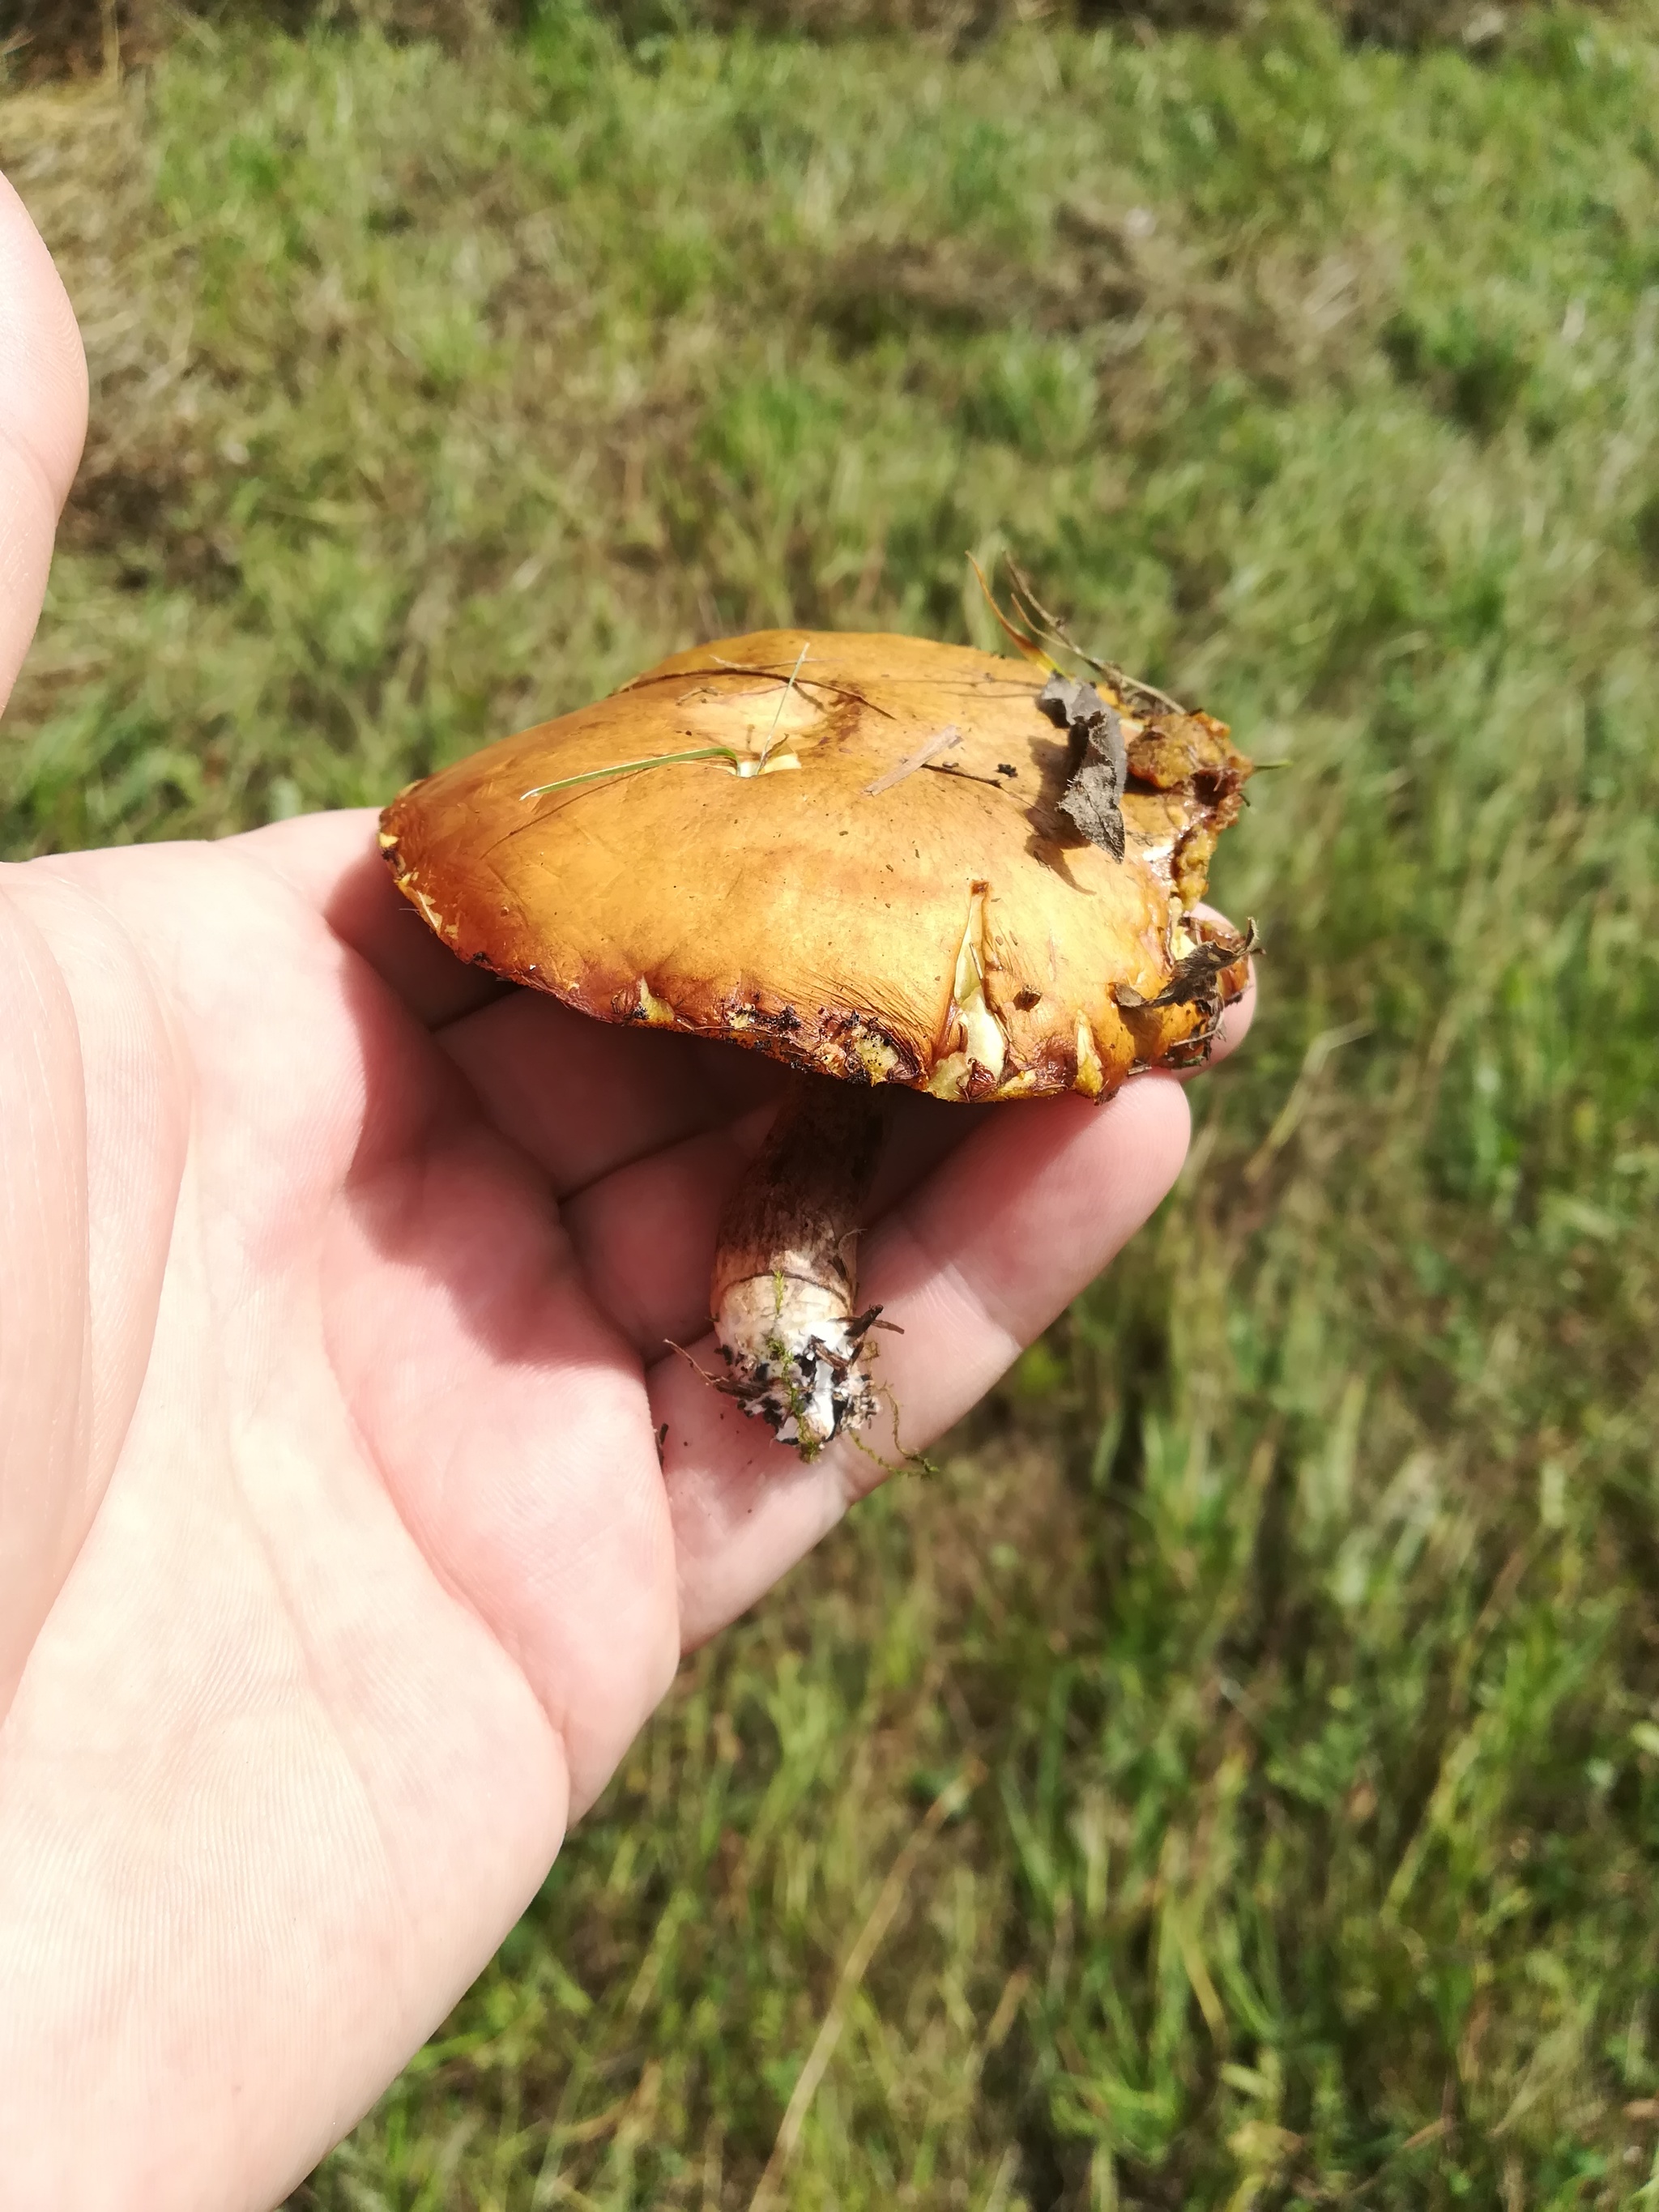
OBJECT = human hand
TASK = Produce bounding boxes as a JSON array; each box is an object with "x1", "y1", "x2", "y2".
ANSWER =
[{"x1": 0, "y1": 175, "x2": 1251, "y2": 2210}]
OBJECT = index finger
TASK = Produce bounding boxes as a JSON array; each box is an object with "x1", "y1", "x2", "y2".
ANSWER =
[{"x1": 0, "y1": 169, "x2": 87, "y2": 718}]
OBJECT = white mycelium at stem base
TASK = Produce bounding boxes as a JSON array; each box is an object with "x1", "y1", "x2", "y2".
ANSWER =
[{"x1": 710, "y1": 1077, "x2": 888, "y2": 1459}]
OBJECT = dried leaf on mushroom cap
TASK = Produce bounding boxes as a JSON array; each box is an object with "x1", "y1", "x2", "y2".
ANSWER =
[
  {"x1": 1036, "y1": 671, "x2": 1129, "y2": 861},
  {"x1": 1115, "y1": 921, "x2": 1265, "y2": 1013}
]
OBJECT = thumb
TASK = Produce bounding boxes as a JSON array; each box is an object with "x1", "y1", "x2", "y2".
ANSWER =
[{"x1": 0, "y1": 167, "x2": 88, "y2": 719}]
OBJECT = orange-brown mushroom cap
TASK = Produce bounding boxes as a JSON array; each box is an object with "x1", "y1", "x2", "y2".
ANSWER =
[{"x1": 377, "y1": 629, "x2": 1252, "y2": 1101}]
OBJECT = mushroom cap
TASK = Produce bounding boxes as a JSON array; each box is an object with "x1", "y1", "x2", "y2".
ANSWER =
[{"x1": 378, "y1": 629, "x2": 1252, "y2": 1102}]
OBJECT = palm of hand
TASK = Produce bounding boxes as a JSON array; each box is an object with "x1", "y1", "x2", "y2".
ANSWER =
[{"x1": 0, "y1": 807, "x2": 1198, "y2": 2208}]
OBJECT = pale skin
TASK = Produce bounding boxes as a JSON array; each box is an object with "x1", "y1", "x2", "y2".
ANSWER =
[{"x1": 0, "y1": 176, "x2": 1252, "y2": 2211}]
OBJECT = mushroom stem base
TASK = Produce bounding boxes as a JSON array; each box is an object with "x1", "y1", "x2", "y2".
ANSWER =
[{"x1": 710, "y1": 1077, "x2": 887, "y2": 1460}]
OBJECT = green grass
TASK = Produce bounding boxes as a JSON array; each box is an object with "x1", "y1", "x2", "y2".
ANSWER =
[{"x1": 5, "y1": 2, "x2": 1659, "y2": 2202}]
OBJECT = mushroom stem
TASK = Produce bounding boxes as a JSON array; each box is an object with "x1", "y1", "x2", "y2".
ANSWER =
[{"x1": 710, "y1": 1075, "x2": 889, "y2": 1460}]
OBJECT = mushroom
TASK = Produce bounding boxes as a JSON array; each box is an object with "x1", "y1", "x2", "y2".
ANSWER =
[{"x1": 378, "y1": 628, "x2": 1253, "y2": 1460}]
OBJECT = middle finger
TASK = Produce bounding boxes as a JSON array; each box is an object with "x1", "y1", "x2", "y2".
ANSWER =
[{"x1": 439, "y1": 986, "x2": 784, "y2": 1198}]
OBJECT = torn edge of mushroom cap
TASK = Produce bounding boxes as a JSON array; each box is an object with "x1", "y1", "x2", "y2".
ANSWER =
[
  {"x1": 380, "y1": 829, "x2": 1227, "y2": 1104},
  {"x1": 924, "y1": 881, "x2": 1006, "y2": 1102},
  {"x1": 921, "y1": 881, "x2": 1134, "y2": 1104}
]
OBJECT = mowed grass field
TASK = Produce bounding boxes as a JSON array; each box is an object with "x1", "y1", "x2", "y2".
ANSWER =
[{"x1": 5, "y1": 4, "x2": 1659, "y2": 2203}]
